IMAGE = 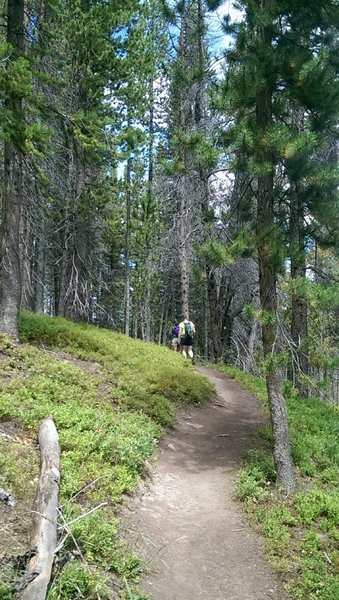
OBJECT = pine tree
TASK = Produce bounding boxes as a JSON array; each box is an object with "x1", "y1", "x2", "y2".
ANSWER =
[
  {"x1": 277, "y1": 5, "x2": 339, "y2": 396},
  {"x1": 114, "y1": 0, "x2": 168, "y2": 337},
  {"x1": 164, "y1": 0, "x2": 214, "y2": 321},
  {"x1": 225, "y1": 0, "x2": 292, "y2": 488},
  {"x1": 224, "y1": 0, "x2": 339, "y2": 489},
  {"x1": 19, "y1": 0, "x2": 149, "y2": 324},
  {"x1": 0, "y1": 0, "x2": 26, "y2": 336}
]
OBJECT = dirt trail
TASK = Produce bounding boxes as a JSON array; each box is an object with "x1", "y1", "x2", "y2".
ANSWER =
[{"x1": 122, "y1": 366, "x2": 290, "y2": 600}]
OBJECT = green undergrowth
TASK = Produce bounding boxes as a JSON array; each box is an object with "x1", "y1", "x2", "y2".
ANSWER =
[
  {"x1": 0, "y1": 313, "x2": 213, "y2": 599},
  {"x1": 213, "y1": 364, "x2": 339, "y2": 600}
]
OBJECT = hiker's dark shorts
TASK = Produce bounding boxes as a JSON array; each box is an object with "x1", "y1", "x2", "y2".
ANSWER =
[{"x1": 180, "y1": 335, "x2": 194, "y2": 346}]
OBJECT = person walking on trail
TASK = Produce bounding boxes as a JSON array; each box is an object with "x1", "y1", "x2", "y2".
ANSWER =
[
  {"x1": 171, "y1": 320, "x2": 180, "y2": 352},
  {"x1": 179, "y1": 317, "x2": 195, "y2": 359}
]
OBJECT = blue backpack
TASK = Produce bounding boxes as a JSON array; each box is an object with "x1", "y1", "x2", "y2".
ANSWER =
[{"x1": 172, "y1": 324, "x2": 179, "y2": 338}]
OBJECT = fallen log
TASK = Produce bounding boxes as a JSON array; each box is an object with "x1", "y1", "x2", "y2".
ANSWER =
[{"x1": 20, "y1": 417, "x2": 60, "y2": 600}]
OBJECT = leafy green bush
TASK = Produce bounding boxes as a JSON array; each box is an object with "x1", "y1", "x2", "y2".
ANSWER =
[
  {"x1": 295, "y1": 531, "x2": 339, "y2": 600},
  {"x1": 235, "y1": 465, "x2": 268, "y2": 502},
  {"x1": 296, "y1": 488, "x2": 339, "y2": 527},
  {"x1": 246, "y1": 449, "x2": 276, "y2": 481}
]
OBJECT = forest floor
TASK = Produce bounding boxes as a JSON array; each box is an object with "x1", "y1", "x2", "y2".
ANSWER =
[{"x1": 121, "y1": 366, "x2": 291, "y2": 600}]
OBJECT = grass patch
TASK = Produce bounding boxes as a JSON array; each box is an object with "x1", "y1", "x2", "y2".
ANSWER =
[
  {"x1": 47, "y1": 562, "x2": 110, "y2": 600},
  {"x1": 211, "y1": 363, "x2": 339, "y2": 600},
  {"x1": 0, "y1": 314, "x2": 213, "y2": 599}
]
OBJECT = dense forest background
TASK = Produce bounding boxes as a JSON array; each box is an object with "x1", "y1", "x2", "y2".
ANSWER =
[{"x1": 0, "y1": 0, "x2": 338, "y2": 484}]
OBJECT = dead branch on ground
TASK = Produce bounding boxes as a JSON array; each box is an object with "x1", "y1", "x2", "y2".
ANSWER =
[{"x1": 19, "y1": 417, "x2": 60, "y2": 600}]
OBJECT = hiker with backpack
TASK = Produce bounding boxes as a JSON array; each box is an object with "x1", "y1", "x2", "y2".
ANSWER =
[
  {"x1": 171, "y1": 320, "x2": 180, "y2": 352},
  {"x1": 178, "y1": 317, "x2": 195, "y2": 359}
]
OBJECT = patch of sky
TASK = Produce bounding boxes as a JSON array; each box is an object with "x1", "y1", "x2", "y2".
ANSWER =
[
  {"x1": 210, "y1": 1, "x2": 243, "y2": 48},
  {"x1": 115, "y1": 2, "x2": 244, "y2": 179},
  {"x1": 26, "y1": 13, "x2": 39, "y2": 44},
  {"x1": 207, "y1": 0, "x2": 243, "y2": 77}
]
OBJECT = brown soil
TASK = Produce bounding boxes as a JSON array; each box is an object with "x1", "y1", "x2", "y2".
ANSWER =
[
  {"x1": 121, "y1": 366, "x2": 291, "y2": 600},
  {"x1": 0, "y1": 422, "x2": 38, "y2": 566}
]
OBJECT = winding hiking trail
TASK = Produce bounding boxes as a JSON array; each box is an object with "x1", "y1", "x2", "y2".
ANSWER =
[{"x1": 122, "y1": 366, "x2": 291, "y2": 600}]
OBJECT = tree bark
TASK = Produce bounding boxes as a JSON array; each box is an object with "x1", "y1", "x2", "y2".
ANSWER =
[
  {"x1": 206, "y1": 267, "x2": 223, "y2": 361},
  {"x1": 20, "y1": 418, "x2": 60, "y2": 600},
  {"x1": 124, "y1": 157, "x2": 132, "y2": 335},
  {"x1": 144, "y1": 79, "x2": 155, "y2": 342},
  {"x1": 204, "y1": 277, "x2": 209, "y2": 358},
  {"x1": 21, "y1": 216, "x2": 35, "y2": 312},
  {"x1": 244, "y1": 315, "x2": 259, "y2": 372},
  {"x1": 179, "y1": 212, "x2": 190, "y2": 319},
  {"x1": 34, "y1": 236, "x2": 45, "y2": 314},
  {"x1": 0, "y1": 0, "x2": 25, "y2": 337},
  {"x1": 178, "y1": 30, "x2": 190, "y2": 321},
  {"x1": 255, "y1": 7, "x2": 294, "y2": 491},
  {"x1": 144, "y1": 254, "x2": 152, "y2": 342},
  {"x1": 158, "y1": 291, "x2": 166, "y2": 345},
  {"x1": 290, "y1": 183, "x2": 309, "y2": 397}
]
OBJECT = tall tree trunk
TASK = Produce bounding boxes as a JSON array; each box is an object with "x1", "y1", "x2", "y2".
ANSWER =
[
  {"x1": 179, "y1": 196, "x2": 190, "y2": 318},
  {"x1": 290, "y1": 182, "x2": 308, "y2": 397},
  {"x1": 134, "y1": 304, "x2": 138, "y2": 339},
  {"x1": 244, "y1": 315, "x2": 259, "y2": 372},
  {"x1": 55, "y1": 224, "x2": 69, "y2": 317},
  {"x1": 144, "y1": 79, "x2": 154, "y2": 342},
  {"x1": 21, "y1": 217, "x2": 45, "y2": 314},
  {"x1": 178, "y1": 21, "x2": 190, "y2": 320},
  {"x1": 144, "y1": 254, "x2": 152, "y2": 342},
  {"x1": 21, "y1": 214, "x2": 35, "y2": 311},
  {"x1": 34, "y1": 236, "x2": 45, "y2": 314},
  {"x1": 0, "y1": 0, "x2": 25, "y2": 337},
  {"x1": 67, "y1": 155, "x2": 88, "y2": 321},
  {"x1": 158, "y1": 292, "x2": 166, "y2": 346},
  {"x1": 256, "y1": 9, "x2": 294, "y2": 491},
  {"x1": 162, "y1": 304, "x2": 168, "y2": 346},
  {"x1": 124, "y1": 157, "x2": 132, "y2": 335},
  {"x1": 177, "y1": 2, "x2": 200, "y2": 321},
  {"x1": 177, "y1": 0, "x2": 208, "y2": 320},
  {"x1": 204, "y1": 277, "x2": 209, "y2": 358},
  {"x1": 206, "y1": 266, "x2": 223, "y2": 361}
]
